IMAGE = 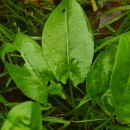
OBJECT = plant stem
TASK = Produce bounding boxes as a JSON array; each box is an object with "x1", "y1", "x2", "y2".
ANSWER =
[
  {"x1": 94, "y1": 112, "x2": 116, "y2": 130},
  {"x1": 0, "y1": 72, "x2": 8, "y2": 78},
  {"x1": 72, "y1": 118, "x2": 108, "y2": 123},
  {"x1": 69, "y1": 82, "x2": 79, "y2": 122}
]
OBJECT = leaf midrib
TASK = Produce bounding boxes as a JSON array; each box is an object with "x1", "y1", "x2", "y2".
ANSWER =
[
  {"x1": 66, "y1": 0, "x2": 69, "y2": 72},
  {"x1": 15, "y1": 44, "x2": 47, "y2": 92}
]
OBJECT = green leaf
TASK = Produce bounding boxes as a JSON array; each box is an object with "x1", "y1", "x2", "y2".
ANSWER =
[
  {"x1": 107, "y1": 125, "x2": 130, "y2": 130},
  {"x1": 1, "y1": 33, "x2": 65, "y2": 106},
  {"x1": 47, "y1": 80, "x2": 66, "y2": 99},
  {"x1": 1, "y1": 101, "x2": 42, "y2": 130},
  {"x1": 110, "y1": 32, "x2": 130, "y2": 123},
  {"x1": 87, "y1": 43, "x2": 118, "y2": 113},
  {"x1": 30, "y1": 102, "x2": 42, "y2": 130},
  {"x1": 97, "y1": 0, "x2": 107, "y2": 7},
  {"x1": 0, "y1": 95, "x2": 9, "y2": 104},
  {"x1": 42, "y1": 0, "x2": 94, "y2": 86},
  {"x1": 0, "y1": 24, "x2": 15, "y2": 41},
  {"x1": 42, "y1": 116, "x2": 70, "y2": 124}
]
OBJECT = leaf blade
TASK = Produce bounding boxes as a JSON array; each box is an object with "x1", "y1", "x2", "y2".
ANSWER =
[
  {"x1": 110, "y1": 32, "x2": 130, "y2": 123},
  {"x1": 1, "y1": 34, "x2": 65, "y2": 105},
  {"x1": 1, "y1": 101, "x2": 42, "y2": 130},
  {"x1": 42, "y1": 0, "x2": 94, "y2": 86},
  {"x1": 87, "y1": 43, "x2": 118, "y2": 113}
]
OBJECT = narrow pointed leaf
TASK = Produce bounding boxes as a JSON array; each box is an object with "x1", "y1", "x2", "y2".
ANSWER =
[
  {"x1": 1, "y1": 34, "x2": 65, "y2": 105},
  {"x1": 1, "y1": 101, "x2": 42, "y2": 130},
  {"x1": 87, "y1": 43, "x2": 118, "y2": 113},
  {"x1": 110, "y1": 32, "x2": 130, "y2": 123},
  {"x1": 42, "y1": 116, "x2": 70, "y2": 124},
  {"x1": 42, "y1": 0, "x2": 94, "y2": 86},
  {"x1": 0, "y1": 95, "x2": 9, "y2": 104},
  {"x1": 0, "y1": 24, "x2": 15, "y2": 41}
]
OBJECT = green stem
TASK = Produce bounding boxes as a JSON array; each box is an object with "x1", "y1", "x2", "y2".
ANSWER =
[
  {"x1": 7, "y1": 53, "x2": 13, "y2": 64},
  {"x1": 72, "y1": 118, "x2": 108, "y2": 123},
  {"x1": 69, "y1": 82, "x2": 79, "y2": 121},
  {"x1": 0, "y1": 72, "x2": 8, "y2": 78},
  {"x1": 94, "y1": 112, "x2": 116, "y2": 130}
]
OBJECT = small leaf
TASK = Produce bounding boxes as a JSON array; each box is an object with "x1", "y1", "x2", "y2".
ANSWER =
[
  {"x1": 48, "y1": 80, "x2": 66, "y2": 99},
  {"x1": 1, "y1": 33, "x2": 65, "y2": 106},
  {"x1": 110, "y1": 32, "x2": 130, "y2": 123},
  {"x1": 42, "y1": 0, "x2": 94, "y2": 86},
  {"x1": 87, "y1": 43, "x2": 118, "y2": 113},
  {"x1": 1, "y1": 101, "x2": 42, "y2": 130}
]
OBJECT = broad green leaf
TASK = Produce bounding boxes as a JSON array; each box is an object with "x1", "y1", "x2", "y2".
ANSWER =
[
  {"x1": 87, "y1": 43, "x2": 118, "y2": 113},
  {"x1": 42, "y1": 0, "x2": 94, "y2": 86},
  {"x1": 1, "y1": 101, "x2": 42, "y2": 130},
  {"x1": 110, "y1": 32, "x2": 130, "y2": 123},
  {"x1": 1, "y1": 33, "x2": 65, "y2": 106}
]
